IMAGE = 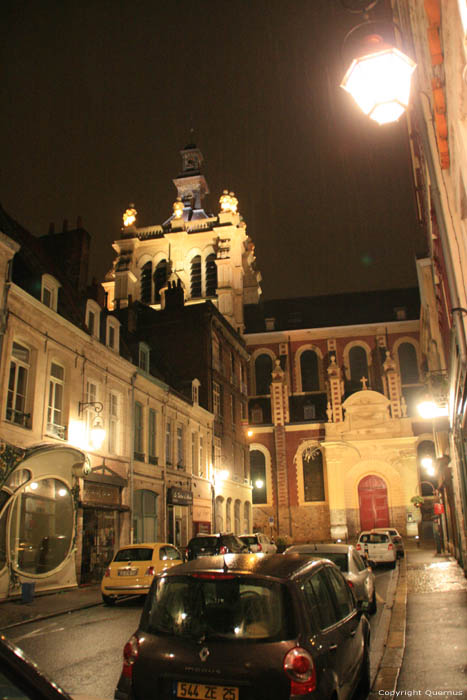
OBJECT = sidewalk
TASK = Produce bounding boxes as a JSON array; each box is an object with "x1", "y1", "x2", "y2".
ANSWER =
[
  {"x1": 0, "y1": 583, "x2": 103, "y2": 631},
  {"x1": 370, "y1": 539, "x2": 467, "y2": 697}
]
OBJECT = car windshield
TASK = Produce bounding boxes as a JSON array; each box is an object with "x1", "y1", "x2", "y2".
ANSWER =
[
  {"x1": 142, "y1": 574, "x2": 293, "y2": 642},
  {"x1": 314, "y1": 553, "x2": 348, "y2": 572},
  {"x1": 114, "y1": 547, "x2": 153, "y2": 561}
]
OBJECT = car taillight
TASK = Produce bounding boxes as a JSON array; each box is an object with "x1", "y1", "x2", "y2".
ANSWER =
[
  {"x1": 145, "y1": 566, "x2": 155, "y2": 576},
  {"x1": 388, "y1": 543, "x2": 393, "y2": 550},
  {"x1": 346, "y1": 579, "x2": 354, "y2": 589},
  {"x1": 257, "y1": 543, "x2": 262, "y2": 552},
  {"x1": 104, "y1": 567, "x2": 111, "y2": 577},
  {"x1": 219, "y1": 545, "x2": 228, "y2": 554},
  {"x1": 283, "y1": 647, "x2": 316, "y2": 695},
  {"x1": 122, "y1": 635, "x2": 140, "y2": 679},
  {"x1": 185, "y1": 547, "x2": 189, "y2": 559},
  {"x1": 356, "y1": 543, "x2": 361, "y2": 550}
]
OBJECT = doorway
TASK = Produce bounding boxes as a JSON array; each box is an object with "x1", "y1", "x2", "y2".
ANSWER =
[{"x1": 358, "y1": 475, "x2": 389, "y2": 531}]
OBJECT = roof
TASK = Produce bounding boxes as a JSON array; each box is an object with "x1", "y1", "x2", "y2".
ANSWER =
[
  {"x1": 161, "y1": 552, "x2": 325, "y2": 580},
  {"x1": 244, "y1": 288, "x2": 420, "y2": 333}
]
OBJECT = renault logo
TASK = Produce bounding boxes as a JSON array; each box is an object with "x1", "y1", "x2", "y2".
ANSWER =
[{"x1": 199, "y1": 647, "x2": 210, "y2": 662}]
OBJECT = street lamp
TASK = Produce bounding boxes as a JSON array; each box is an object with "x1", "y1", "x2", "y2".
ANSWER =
[
  {"x1": 339, "y1": 1, "x2": 416, "y2": 125},
  {"x1": 78, "y1": 401, "x2": 106, "y2": 450}
]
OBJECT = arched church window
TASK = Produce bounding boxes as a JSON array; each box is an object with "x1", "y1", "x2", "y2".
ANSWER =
[
  {"x1": 255, "y1": 354, "x2": 273, "y2": 395},
  {"x1": 300, "y1": 350, "x2": 320, "y2": 392},
  {"x1": 154, "y1": 260, "x2": 168, "y2": 303},
  {"x1": 205, "y1": 254, "x2": 217, "y2": 297},
  {"x1": 349, "y1": 346, "x2": 369, "y2": 391},
  {"x1": 190, "y1": 255, "x2": 202, "y2": 298},
  {"x1": 398, "y1": 342, "x2": 419, "y2": 385},
  {"x1": 140, "y1": 261, "x2": 152, "y2": 304},
  {"x1": 250, "y1": 449, "x2": 267, "y2": 504},
  {"x1": 303, "y1": 449, "x2": 325, "y2": 502}
]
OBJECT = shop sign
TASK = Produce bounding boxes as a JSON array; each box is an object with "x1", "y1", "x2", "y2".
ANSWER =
[
  {"x1": 167, "y1": 487, "x2": 193, "y2": 506},
  {"x1": 83, "y1": 482, "x2": 120, "y2": 505}
]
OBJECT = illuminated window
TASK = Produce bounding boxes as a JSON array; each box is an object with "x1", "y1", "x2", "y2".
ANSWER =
[
  {"x1": 250, "y1": 449, "x2": 267, "y2": 504},
  {"x1": 47, "y1": 362, "x2": 66, "y2": 439}
]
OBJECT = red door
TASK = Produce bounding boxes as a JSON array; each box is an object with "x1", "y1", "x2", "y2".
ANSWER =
[{"x1": 358, "y1": 475, "x2": 389, "y2": 530}]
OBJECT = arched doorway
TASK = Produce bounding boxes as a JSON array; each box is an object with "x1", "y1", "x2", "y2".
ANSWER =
[{"x1": 358, "y1": 475, "x2": 389, "y2": 530}]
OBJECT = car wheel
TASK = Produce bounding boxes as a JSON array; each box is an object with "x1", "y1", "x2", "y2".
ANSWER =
[
  {"x1": 102, "y1": 594, "x2": 116, "y2": 606},
  {"x1": 353, "y1": 644, "x2": 371, "y2": 699},
  {"x1": 368, "y1": 590, "x2": 377, "y2": 615}
]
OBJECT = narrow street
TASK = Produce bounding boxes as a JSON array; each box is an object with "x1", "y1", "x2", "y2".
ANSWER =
[{"x1": 3, "y1": 568, "x2": 394, "y2": 699}]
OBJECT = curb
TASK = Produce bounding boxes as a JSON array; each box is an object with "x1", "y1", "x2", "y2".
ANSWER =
[
  {"x1": 0, "y1": 600, "x2": 104, "y2": 632},
  {"x1": 369, "y1": 557, "x2": 407, "y2": 697}
]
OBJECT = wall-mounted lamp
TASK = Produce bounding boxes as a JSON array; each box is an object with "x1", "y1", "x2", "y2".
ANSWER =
[
  {"x1": 339, "y1": 0, "x2": 416, "y2": 125},
  {"x1": 78, "y1": 401, "x2": 106, "y2": 450}
]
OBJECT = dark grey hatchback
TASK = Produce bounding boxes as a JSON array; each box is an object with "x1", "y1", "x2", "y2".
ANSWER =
[{"x1": 115, "y1": 553, "x2": 371, "y2": 700}]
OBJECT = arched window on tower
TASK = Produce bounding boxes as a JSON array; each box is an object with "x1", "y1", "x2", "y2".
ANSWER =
[
  {"x1": 302, "y1": 448, "x2": 325, "y2": 502},
  {"x1": 140, "y1": 261, "x2": 152, "y2": 304},
  {"x1": 154, "y1": 260, "x2": 168, "y2": 303},
  {"x1": 300, "y1": 350, "x2": 320, "y2": 392},
  {"x1": 349, "y1": 346, "x2": 369, "y2": 393},
  {"x1": 255, "y1": 354, "x2": 273, "y2": 395},
  {"x1": 250, "y1": 449, "x2": 267, "y2": 504},
  {"x1": 205, "y1": 254, "x2": 217, "y2": 297},
  {"x1": 398, "y1": 342, "x2": 419, "y2": 385},
  {"x1": 190, "y1": 255, "x2": 202, "y2": 298}
]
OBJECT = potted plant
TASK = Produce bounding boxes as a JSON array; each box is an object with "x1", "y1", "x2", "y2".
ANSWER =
[{"x1": 410, "y1": 495, "x2": 425, "y2": 508}]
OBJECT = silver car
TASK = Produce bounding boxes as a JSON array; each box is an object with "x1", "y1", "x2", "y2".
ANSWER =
[{"x1": 286, "y1": 543, "x2": 377, "y2": 614}]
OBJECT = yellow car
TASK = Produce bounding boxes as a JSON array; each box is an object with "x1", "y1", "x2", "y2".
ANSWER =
[{"x1": 101, "y1": 542, "x2": 183, "y2": 605}]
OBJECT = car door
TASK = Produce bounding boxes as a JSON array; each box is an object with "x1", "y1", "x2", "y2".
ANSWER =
[{"x1": 323, "y1": 565, "x2": 363, "y2": 697}]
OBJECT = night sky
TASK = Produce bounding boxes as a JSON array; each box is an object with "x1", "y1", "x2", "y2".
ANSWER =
[{"x1": 0, "y1": 0, "x2": 426, "y2": 301}]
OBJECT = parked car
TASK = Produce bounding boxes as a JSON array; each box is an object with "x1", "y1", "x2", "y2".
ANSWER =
[
  {"x1": 101, "y1": 542, "x2": 183, "y2": 605},
  {"x1": 185, "y1": 532, "x2": 248, "y2": 560},
  {"x1": 371, "y1": 527, "x2": 404, "y2": 558},
  {"x1": 115, "y1": 553, "x2": 371, "y2": 700},
  {"x1": 0, "y1": 633, "x2": 105, "y2": 699},
  {"x1": 356, "y1": 530, "x2": 397, "y2": 568},
  {"x1": 286, "y1": 542, "x2": 377, "y2": 614},
  {"x1": 239, "y1": 532, "x2": 277, "y2": 553}
]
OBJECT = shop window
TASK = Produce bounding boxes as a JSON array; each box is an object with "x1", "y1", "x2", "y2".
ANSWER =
[
  {"x1": 300, "y1": 350, "x2": 320, "y2": 392},
  {"x1": 349, "y1": 346, "x2": 369, "y2": 392},
  {"x1": 6, "y1": 342, "x2": 31, "y2": 428},
  {"x1": 250, "y1": 449, "x2": 267, "y2": 504},
  {"x1": 154, "y1": 259, "x2": 168, "y2": 302},
  {"x1": 133, "y1": 489, "x2": 158, "y2": 543},
  {"x1": 10, "y1": 478, "x2": 73, "y2": 575},
  {"x1": 255, "y1": 354, "x2": 273, "y2": 395},
  {"x1": 191, "y1": 255, "x2": 202, "y2": 298},
  {"x1": 140, "y1": 260, "x2": 152, "y2": 303},
  {"x1": 303, "y1": 449, "x2": 325, "y2": 502},
  {"x1": 205, "y1": 253, "x2": 217, "y2": 297},
  {"x1": 47, "y1": 362, "x2": 66, "y2": 440}
]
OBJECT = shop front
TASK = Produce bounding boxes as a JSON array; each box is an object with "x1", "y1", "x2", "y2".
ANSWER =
[
  {"x1": 80, "y1": 465, "x2": 129, "y2": 583},
  {"x1": 192, "y1": 477, "x2": 213, "y2": 535},
  {"x1": 166, "y1": 486, "x2": 192, "y2": 548}
]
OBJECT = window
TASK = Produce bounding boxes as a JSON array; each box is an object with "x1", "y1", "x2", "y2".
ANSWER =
[
  {"x1": 154, "y1": 259, "x2": 168, "y2": 302},
  {"x1": 108, "y1": 392, "x2": 119, "y2": 454},
  {"x1": 199, "y1": 436, "x2": 205, "y2": 477},
  {"x1": 349, "y1": 346, "x2": 369, "y2": 392},
  {"x1": 250, "y1": 449, "x2": 267, "y2": 504},
  {"x1": 231, "y1": 351, "x2": 235, "y2": 383},
  {"x1": 231, "y1": 394, "x2": 236, "y2": 426},
  {"x1": 134, "y1": 401, "x2": 144, "y2": 460},
  {"x1": 214, "y1": 437, "x2": 222, "y2": 469},
  {"x1": 303, "y1": 569, "x2": 338, "y2": 630},
  {"x1": 165, "y1": 419, "x2": 173, "y2": 465},
  {"x1": 255, "y1": 354, "x2": 273, "y2": 395},
  {"x1": 192, "y1": 432, "x2": 198, "y2": 474},
  {"x1": 86, "y1": 300, "x2": 101, "y2": 339},
  {"x1": 251, "y1": 404, "x2": 263, "y2": 423},
  {"x1": 177, "y1": 425, "x2": 184, "y2": 468},
  {"x1": 205, "y1": 253, "x2": 217, "y2": 297},
  {"x1": 191, "y1": 255, "x2": 202, "y2": 298},
  {"x1": 324, "y1": 566, "x2": 354, "y2": 620},
  {"x1": 6, "y1": 342, "x2": 30, "y2": 427},
  {"x1": 304, "y1": 403, "x2": 316, "y2": 420},
  {"x1": 300, "y1": 350, "x2": 320, "y2": 392},
  {"x1": 41, "y1": 274, "x2": 60, "y2": 311},
  {"x1": 133, "y1": 489, "x2": 158, "y2": 543},
  {"x1": 47, "y1": 362, "x2": 65, "y2": 439},
  {"x1": 84, "y1": 380, "x2": 98, "y2": 440},
  {"x1": 148, "y1": 408, "x2": 157, "y2": 464},
  {"x1": 398, "y1": 342, "x2": 419, "y2": 385},
  {"x1": 212, "y1": 336, "x2": 220, "y2": 371},
  {"x1": 141, "y1": 261, "x2": 152, "y2": 303},
  {"x1": 303, "y1": 449, "x2": 325, "y2": 502},
  {"x1": 213, "y1": 381, "x2": 222, "y2": 417},
  {"x1": 87, "y1": 310, "x2": 95, "y2": 336},
  {"x1": 139, "y1": 343, "x2": 150, "y2": 372}
]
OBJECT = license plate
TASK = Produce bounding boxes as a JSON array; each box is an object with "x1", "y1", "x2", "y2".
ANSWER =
[
  {"x1": 176, "y1": 681, "x2": 239, "y2": 700},
  {"x1": 118, "y1": 568, "x2": 137, "y2": 576}
]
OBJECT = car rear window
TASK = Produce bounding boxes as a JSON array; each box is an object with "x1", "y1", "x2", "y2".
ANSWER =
[
  {"x1": 114, "y1": 547, "x2": 153, "y2": 561},
  {"x1": 360, "y1": 533, "x2": 388, "y2": 544},
  {"x1": 189, "y1": 537, "x2": 216, "y2": 551},
  {"x1": 315, "y1": 553, "x2": 348, "y2": 572},
  {"x1": 240, "y1": 536, "x2": 257, "y2": 546},
  {"x1": 142, "y1": 575, "x2": 295, "y2": 641}
]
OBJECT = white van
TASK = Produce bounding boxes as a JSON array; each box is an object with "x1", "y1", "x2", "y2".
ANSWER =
[{"x1": 356, "y1": 530, "x2": 397, "y2": 568}]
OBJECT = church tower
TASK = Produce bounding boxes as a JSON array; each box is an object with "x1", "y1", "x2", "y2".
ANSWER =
[{"x1": 103, "y1": 144, "x2": 262, "y2": 333}]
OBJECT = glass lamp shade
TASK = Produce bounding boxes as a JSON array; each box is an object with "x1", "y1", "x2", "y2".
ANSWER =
[
  {"x1": 90, "y1": 415, "x2": 106, "y2": 449},
  {"x1": 341, "y1": 43, "x2": 416, "y2": 125}
]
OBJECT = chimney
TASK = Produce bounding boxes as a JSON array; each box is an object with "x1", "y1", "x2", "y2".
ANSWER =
[
  {"x1": 48, "y1": 222, "x2": 55, "y2": 235},
  {"x1": 62, "y1": 219, "x2": 68, "y2": 232}
]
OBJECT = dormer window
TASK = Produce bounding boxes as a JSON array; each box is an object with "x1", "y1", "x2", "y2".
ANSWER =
[
  {"x1": 86, "y1": 300, "x2": 101, "y2": 339},
  {"x1": 106, "y1": 317, "x2": 120, "y2": 352},
  {"x1": 41, "y1": 274, "x2": 60, "y2": 311},
  {"x1": 139, "y1": 343, "x2": 150, "y2": 372}
]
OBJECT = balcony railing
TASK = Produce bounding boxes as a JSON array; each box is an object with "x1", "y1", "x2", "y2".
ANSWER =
[
  {"x1": 46, "y1": 422, "x2": 67, "y2": 440},
  {"x1": 6, "y1": 408, "x2": 31, "y2": 428}
]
